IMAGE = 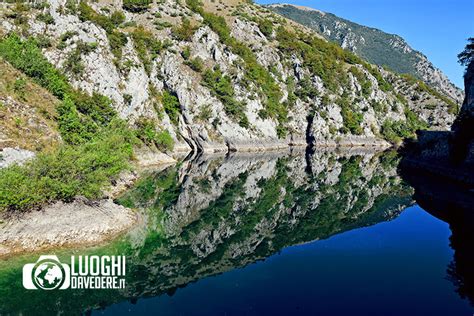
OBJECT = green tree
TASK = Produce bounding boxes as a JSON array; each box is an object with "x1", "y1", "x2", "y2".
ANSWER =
[{"x1": 458, "y1": 37, "x2": 474, "y2": 67}]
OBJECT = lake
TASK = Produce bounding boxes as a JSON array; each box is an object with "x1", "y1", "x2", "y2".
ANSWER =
[{"x1": 0, "y1": 149, "x2": 473, "y2": 315}]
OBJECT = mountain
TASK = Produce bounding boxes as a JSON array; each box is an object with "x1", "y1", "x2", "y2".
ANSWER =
[
  {"x1": 267, "y1": 4, "x2": 464, "y2": 105},
  {"x1": 0, "y1": 0, "x2": 462, "y2": 211}
]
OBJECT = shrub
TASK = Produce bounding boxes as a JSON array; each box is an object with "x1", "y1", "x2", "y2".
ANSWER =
[
  {"x1": 0, "y1": 121, "x2": 135, "y2": 212},
  {"x1": 110, "y1": 11, "x2": 125, "y2": 26},
  {"x1": 65, "y1": 0, "x2": 77, "y2": 14},
  {"x1": 78, "y1": 2, "x2": 128, "y2": 60},
  {"x1": 63, "y1": 47, "x2": 84, "y2": 77},
  {"x1": 70, "y1": 91, "x2": 116, "y2": 126},
  {"x1": 172, "y1": 17, "x2": 196, "y2": 41},
  {"x1": 258, "y1": 18, "x2": 273, "y2": 37},
  {"x1": 56, "y1": 96, "x2": 97, "y2": 145},
  {"x1": 349, "y1": 66, "x2": 372, "y2": 97},
  {"x1": 13, "y1": 77, "x2": 27, "y2": 99},
  {"x1": 122, "y1": 0, "x2": 152, "y2": 12},
  {"x1": 36, "y1": 12, "x2": 55, "y2": 24},
  {"x1": 0, "y1": 33, "x2": 70, "y2": 99},
  {"x1": 338, "y1": 96, "x2": 364, "y2": 135},
  {"x1": 181, "y1": 46, "x2": 191, "y2": 60},
  {"x1": 162, "y1": 90, "x2": 181, "y2": 125},
  {"x1": 381, "y1": 107, "x2": 428, "y2": 144},
  {"x1": 155, "y1": 130, "x2": 174, "y2": 151},
  {"x1": 135, "y1": 118, "x2": 174, "y2": 151},
  {"x1": 198, "y1": 104, "x2": 212, "y2": 121},
  {"x1": 294, "y1": 76, "x2": 318, "y2": 100},
  {"x1": 185, "y1": 56, "x2": 203, "y2": 72},
  {"x1": 107, "y1": 31, "x2": 128, "y2": 60},
  {"x1": 131, "y1": 26, "x2": 162, "y2": 74},
  {"x1": 202, "y1": 67, "x2": 249, "y2": 127}
]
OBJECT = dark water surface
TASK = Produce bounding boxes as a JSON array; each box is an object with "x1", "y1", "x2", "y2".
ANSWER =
[
  {"x1": 96, "y1": 206, "x2": 471, "y2": 316},
  {"x1": 0, "y1": 150, "x2": 472, "y2": 315}
]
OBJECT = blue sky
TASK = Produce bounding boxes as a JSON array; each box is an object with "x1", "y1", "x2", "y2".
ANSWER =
[{"x1": 257, "y1": 0, "x2": 474, "y2": 88}]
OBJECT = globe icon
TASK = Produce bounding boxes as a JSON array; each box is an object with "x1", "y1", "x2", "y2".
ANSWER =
[{"x1": 33, "y1": 260, "x2": 64, "y2": 290}]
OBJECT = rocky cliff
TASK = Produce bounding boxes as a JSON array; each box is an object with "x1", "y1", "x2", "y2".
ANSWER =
[
  {"x1": 452, "y1": 61, "x2": 474, "y2": 162},
  {"x1": 268, "y1": 4, "x2": 464, "y2": 105},
  {"x1": 0, "y1": 0, "x2": 459, "y2": 156}
]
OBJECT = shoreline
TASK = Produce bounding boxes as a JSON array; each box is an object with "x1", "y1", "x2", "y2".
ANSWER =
[{"x1": 0, "y1": 142, "x2": 393, "y2": 258}]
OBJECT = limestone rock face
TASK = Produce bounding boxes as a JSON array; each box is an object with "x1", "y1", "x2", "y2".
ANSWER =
[
  {"x1": 0, "y1": 147, "x2": 35, "y2": 168},
  {"x1": 0, "y1": 0, "x2": 460, "y2": 153}
]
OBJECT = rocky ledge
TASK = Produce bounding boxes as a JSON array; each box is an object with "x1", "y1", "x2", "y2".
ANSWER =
[{"x1": 0, "y1": 197, "x2": 138, "y2": 257}]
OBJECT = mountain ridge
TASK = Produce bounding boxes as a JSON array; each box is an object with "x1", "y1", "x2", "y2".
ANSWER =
[{"x1": 267, "y1": 3, "x2": 464, "y2": 104}]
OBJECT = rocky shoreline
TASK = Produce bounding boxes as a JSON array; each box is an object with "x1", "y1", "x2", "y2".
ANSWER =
[
  {"x1": 0, "y1": 198, "x2": 138, "y2": 257},
  {"x1": 0, "y1": 143, "x2": 394, "y2": 257}
]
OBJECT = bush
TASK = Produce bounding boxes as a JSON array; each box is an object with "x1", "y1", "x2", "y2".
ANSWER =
[
  {"x1": 0, "y1": 33, "x2": 71, "y2": 99},
  {"x1": 122, "y1": 0, "x2": 152, "y2": 12},
  {"x1": 338, "y1": 96, "x2": 364, "y2": 135},
  {"x1": 131, "y1": 26, "x2": 162, "y2": 74},
  {"x1": 78, "y1": 2, "x2": 128, "y2": 60},
  {"x1": 13, "y1": 77, "x2": 27, "y2": 99},
  {"x1": 110, "y1": 11, "x2": 125, "y2": 26},
  {"x1": 258, "y1": 18, "x2": 273, "y2": 37},
  {"x1": 349, "y1": 66, "x2": 372, "y2": 97},
  {"x1": 70, "y1": 91, "x2": 116, "y2": 126},
  {"x1": 0, "y1": 121, "x2": 135, "y2": 212},
  {"x1": 172, "y1": 18, "x2": 196, "y2": 41},
  {"x1": 135, "y1": 118, "x2": 174, "y2": 151},
  {"x1": 381, "y1": 107, "x2": 428, "y2": 144},
  {"x1": 107, "y1": 31, "x2": 128, "y2": 60},
  {"x1": 155, "y1": 130, "x2": 174, "y2": 151},
  {"x1": 202, "y1": 67, "x2": 249, "y2": 127},
  {"x1": 56, "y1": 96, "x2": 97, "y2": 145},
  {"x1": 162, "y1": 90, "x2": 181, "y2": 125},
  {"x1": 185, "y1": 56, "x2": 203, "y2": 72},
  {"x1": 63, "y1": 47, "x2": 84, "y2": 77},
  {"x1": 36, "y1": 12, "x2": 55, "y2": 24}
]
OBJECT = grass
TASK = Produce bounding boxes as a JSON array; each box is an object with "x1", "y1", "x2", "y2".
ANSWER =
[{"x1": 0, "y1": 59, "x2": 60, "y2": 151}]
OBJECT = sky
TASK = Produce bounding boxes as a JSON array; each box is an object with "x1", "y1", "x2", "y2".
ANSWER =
[{"x1": 256, "y1": 0, "x2": 474, "y2": 88}]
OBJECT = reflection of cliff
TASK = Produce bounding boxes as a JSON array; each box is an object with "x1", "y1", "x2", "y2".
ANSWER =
[
  {"x1": 401, "y1": 171, "x2": 474, "y2": 307},
  {"x1": 0, "y1": 150, "x2": 412, "y2": 315},
  {"x1": 116, "y1": 150, "x2": 412, "y2": 300},
  {"x1": 399, "y1": 56, "x2": 474, "y2": 308},
  {"x1": 400, "y1": 59, "x2": 473, "y2": 184}
]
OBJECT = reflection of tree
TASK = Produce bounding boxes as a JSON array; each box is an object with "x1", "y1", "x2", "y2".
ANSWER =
[
  {"x1": 446, "y1": 220, "x2": 474, "y2": 307},
  {"x1": 400, "y1": 169, "x2": 474, "y2": 307},
  {"x1": 0, "y1": 150, "x2": 413, "y2": 315},
  {"x1": 117, "y1": 150, "x2": 412, "y2": 299}
]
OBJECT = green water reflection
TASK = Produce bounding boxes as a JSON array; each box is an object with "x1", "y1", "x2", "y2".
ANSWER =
[{"x1": 0, "y1": 149, "x2": 413, "y2": 315}]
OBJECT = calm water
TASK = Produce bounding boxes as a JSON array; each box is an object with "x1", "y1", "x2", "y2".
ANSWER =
[{"x1": 0, "y1": 150, "x2": 472, "y2": 315}]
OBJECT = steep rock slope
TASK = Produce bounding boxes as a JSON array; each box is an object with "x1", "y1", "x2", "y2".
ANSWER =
[
  {"x1": 0, "y1": 0, "x2": 458, "y2": 154},
  {"x1": 268, "y1": 4, "x2": 464, "y2": 105}
]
